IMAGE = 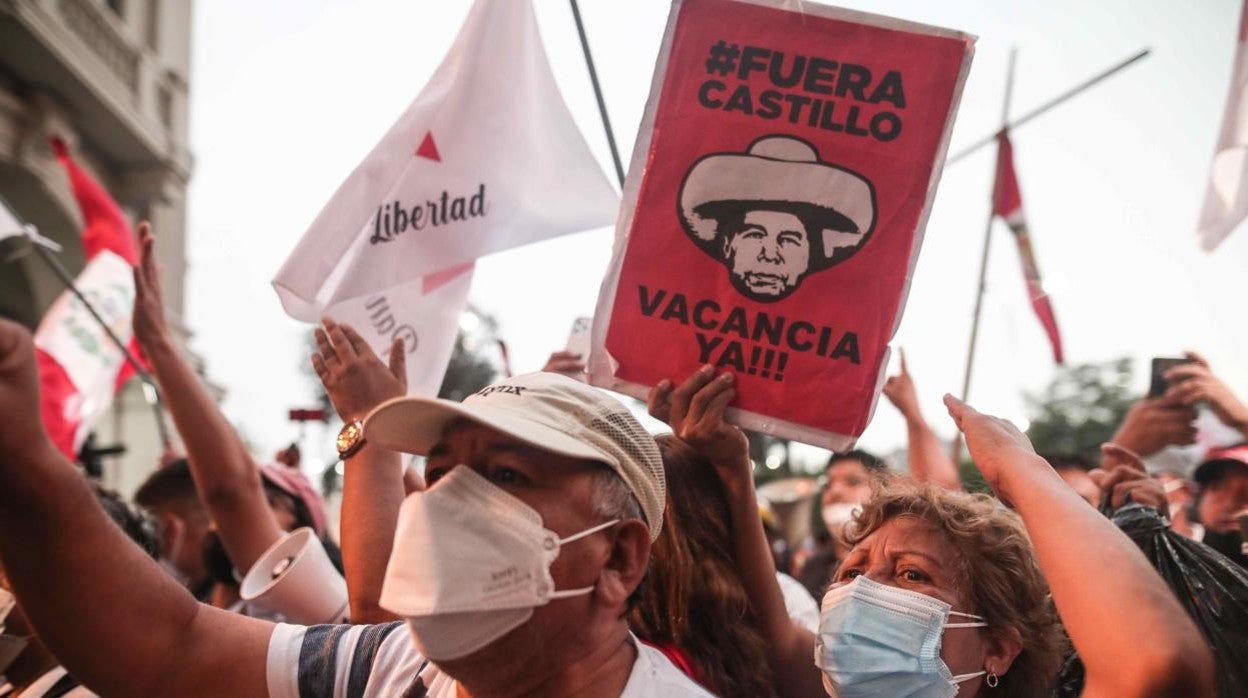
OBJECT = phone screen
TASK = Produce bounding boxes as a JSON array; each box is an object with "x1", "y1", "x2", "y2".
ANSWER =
[{"x1": 1148, "y1": 357, "x2": 1195, "y2": 398}]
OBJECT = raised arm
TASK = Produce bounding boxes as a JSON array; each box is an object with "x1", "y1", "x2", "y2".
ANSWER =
[
  {"x1": 648, "y1": 367, "x2": 823, "y2": 698},
  {"x1": 0, "y1": 318, "x2": 271, "y2": 696},
  {"x1": 312, "y1": 319, "x2": 407, "y2": 624},
  {"x1": 944, "y1": 395, "x2": 1214, "y2": 698},
  {"x1": 132, "y1": 223, "x2": 283, "y2": 572},
  {"x1": 881, "y1": 349, "x2": 959, "y2": 489}
]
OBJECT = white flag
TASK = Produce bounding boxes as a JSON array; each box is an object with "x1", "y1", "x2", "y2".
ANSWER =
[
  {"x1": 273, "y1": 0, "x2": 618, "y2": 395},
  {"x1": 0, "y1": 196, "x2": 21, "y2": 240},
  {"x1": 1198, "y1": 1, "x2": 1248, "y2": 251},
  {"x1": 323, "y1": 263, "x2": 475, "y2": 397}
]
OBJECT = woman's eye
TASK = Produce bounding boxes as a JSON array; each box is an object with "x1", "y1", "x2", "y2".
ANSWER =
[
  {"x1": 900, "y1": 569, "x2": 928, "y2": 583},
  {"x1": 842, "y1": 568, "x2": 862, "y2": 580}
]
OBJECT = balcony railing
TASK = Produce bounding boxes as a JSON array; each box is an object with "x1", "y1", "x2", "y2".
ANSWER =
[{"x1": 57, "y1": 0, "x2": 139, "y2": 96}]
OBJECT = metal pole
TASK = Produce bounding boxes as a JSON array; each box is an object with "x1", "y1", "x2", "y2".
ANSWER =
[
  {"x1": 951, "y1": 49, "x2": 1018, "y2": 466},
  {"x1": 27, "y1": 239, "x2": 172, "y2": 449},
  {"x1": 569, "y1": 0, "x2": 626, "y2": 187},
  {"x1": 945, "y1": 49, "x2": 1149, "y2": 166}
]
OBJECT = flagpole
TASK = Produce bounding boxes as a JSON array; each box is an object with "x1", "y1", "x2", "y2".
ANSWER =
[
  {"x1": 568, "y1": 0, "x2": 627, "y2": 187},
  {"x1": 951, "y1": 49, "x2": 1017, "y2": 466},
  {"x1": 25, "y1": 237, "x2": 172, "y2": 450},
  {"x1": 946, "y1": 48, "x2": 1149, "y2": 166}
]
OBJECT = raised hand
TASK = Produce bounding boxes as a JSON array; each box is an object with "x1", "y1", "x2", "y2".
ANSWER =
[
  {"x1": 648, "y1": 365, "x2": 750, "y2": 488},
  {"x1": 1110, "y1": 397, "x2": 1197, "y2": 457},
  {"x1": 312, "y1": 319, "x2": 406, "y2": 423},
  {"x1": 881, "y1": 348, "x2": 920, "y2": 418},
  {"x1": 0, "y1": 318, "x2": 52, "y2": 465},
  {"x1": 131, "y1": 222, "x2": 170, "y2": 347},
  {"x1": 1089, "y1": 443, "x2": 1167, "y2": 513},
  {"x1": 1165, "y1": 351, "x2": 1248, "y2": 434},
  {"x1": 541, "y1": 350, "x2": 586, "y2": 380},
  {"x1": 943, "y1": 394, "x2": 1045, "y2": 497}
]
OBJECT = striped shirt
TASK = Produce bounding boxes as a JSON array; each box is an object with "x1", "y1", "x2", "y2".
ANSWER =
[{"x1": 265, "y1": 622, "x2": 714, "y2": 698}]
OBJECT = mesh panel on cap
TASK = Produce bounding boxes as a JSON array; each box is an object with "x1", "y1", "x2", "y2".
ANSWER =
[{"x1": 584, "y1": 407, "x2": 665, "y2": 539}]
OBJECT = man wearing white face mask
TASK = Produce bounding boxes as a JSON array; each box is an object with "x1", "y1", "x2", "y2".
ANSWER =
[
  {"x1": 264, "y1": 370, "x2": 711, "y2": 697},
  {"x1": 0, "y1": 317, "x2": 710, "y2": 698}
]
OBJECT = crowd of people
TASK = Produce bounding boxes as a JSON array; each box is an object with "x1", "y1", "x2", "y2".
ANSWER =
[{"x1": 0, "y1": 223, "x2": 1244, "y2": 697}]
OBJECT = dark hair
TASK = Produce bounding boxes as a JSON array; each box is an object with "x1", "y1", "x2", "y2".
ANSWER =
[
  {"x1": 90, "y1": 481, "x2": 159, "y2": 559},
  {"x1": 827, "y1": 449, "x2": 888, "y2": 476},
  {"x1": 1042, "y1": 454, "x2": 1095, "y2": 473},
  {"x1": 134, "y1": 459, "x2": 208, "y2": 522},
  {"x1": 630, "y1": 436, "x2": 776, "y2": 698}
]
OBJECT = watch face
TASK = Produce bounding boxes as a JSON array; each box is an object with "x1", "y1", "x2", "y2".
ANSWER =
[{"x1": 337, "y1": 422, "x2": 363, "y2": 453}]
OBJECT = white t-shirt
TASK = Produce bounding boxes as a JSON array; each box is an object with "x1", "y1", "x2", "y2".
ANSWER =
[
  {"x1": 0, "y1": 667, "x2": 96, "y2": 697},
  {"x1": 777, "y1": 571, "x2": 820, "y2": 633},
  {"x1": 266, "y1": 622, "x2": 713, "y2": 698}
]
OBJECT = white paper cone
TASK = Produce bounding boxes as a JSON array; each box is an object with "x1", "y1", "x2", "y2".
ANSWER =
[{"x1": 240, "y1": 528, "x2": 349, "y2": 624}]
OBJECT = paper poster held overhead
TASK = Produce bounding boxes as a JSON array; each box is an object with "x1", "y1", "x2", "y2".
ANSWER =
[{"x1": 590, "y1": 0, "x2": 974, "y2": 450}]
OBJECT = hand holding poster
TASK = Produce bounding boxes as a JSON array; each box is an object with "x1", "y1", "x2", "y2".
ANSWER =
[{"x1": 590, "y1": 0, "x2": 973, "y2": 450}]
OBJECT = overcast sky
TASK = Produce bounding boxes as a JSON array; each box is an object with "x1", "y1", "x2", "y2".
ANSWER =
[{"x1": 185, "y1": 0, "x2": 1248, "y2": 474}]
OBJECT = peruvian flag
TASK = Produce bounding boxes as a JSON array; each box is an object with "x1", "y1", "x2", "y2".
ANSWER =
[
  {"x1": 1197, "y1": 0, "x2": 1248, "y2": 251},
  {"x1": 35, "y1": 137, "x2": 142, "y2": 459},
  {"x1": 993, "y1": 133, "x2": 1065, "y2": 365},
  {"x1": 273, "y1": 0, "x2": 618, "y2": 396}
]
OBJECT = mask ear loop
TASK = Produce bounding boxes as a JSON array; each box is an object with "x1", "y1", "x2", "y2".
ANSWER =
[
  {"x1": 945, "y1": 610, "x2": 988, "y2": 629},
  {"x1": 546, "y1": 519, "x2": 620, "y2": 600},
  {"x1": 557, "y1": 518, "x2": 620, "y2": 546}
]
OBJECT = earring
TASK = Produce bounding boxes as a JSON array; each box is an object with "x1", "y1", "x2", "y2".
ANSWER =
[{"x1": 986, "y1": 670, "x2": 999, "y2": 688}]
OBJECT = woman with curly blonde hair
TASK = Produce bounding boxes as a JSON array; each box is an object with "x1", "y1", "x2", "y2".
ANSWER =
[{"x1": 648, "y1": 367, "x2": 1214, "y2": 698}]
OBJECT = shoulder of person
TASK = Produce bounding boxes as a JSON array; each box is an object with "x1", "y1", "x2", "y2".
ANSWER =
[{"x1": 266, "y1": 621, "x2": 429, "y2": 698}]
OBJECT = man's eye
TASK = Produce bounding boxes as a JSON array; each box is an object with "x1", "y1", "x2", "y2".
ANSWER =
[
  {"x1": 778, "y1": 232, "x2": 803, "y2": 246},
  {"x1": 425, "y1": 467, "x2": 448, "y2": 486},
  {"x1": 488, "y1": 467, "x2": 528, "y2": 486}
]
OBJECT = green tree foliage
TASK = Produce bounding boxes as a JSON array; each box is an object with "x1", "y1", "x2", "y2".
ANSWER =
[{"x1": 1024, "y1": 357, "x2": 1134, "y2": 463}]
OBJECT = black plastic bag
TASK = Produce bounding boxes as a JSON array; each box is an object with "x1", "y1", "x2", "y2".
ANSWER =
[{"x1": 1056, "y1": 503, "x2": 1248, "y2": 696}]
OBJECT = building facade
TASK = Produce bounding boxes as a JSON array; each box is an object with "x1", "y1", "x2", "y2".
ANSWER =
[{"x1": 0, "y1": 0, "x2": 193, "y2": 494}]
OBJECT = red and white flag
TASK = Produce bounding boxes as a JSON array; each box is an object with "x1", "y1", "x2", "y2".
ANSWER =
[
  {"x1": 35, "y1": 138, "x2": 142, "y2": 459},
  {"x1": 273, "y1": 0, "x2": 618, "y2": 396},
  {"x1": 993, "y1": 133, "x2": 1064, "y2": 364},
  {"x1": 1197, "y1": 0, "x2": 1248, "y2": 251}
]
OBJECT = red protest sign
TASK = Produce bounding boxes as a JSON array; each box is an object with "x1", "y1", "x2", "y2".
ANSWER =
[{"x1": 590, "y1": 0, "x2": 973, "y2": 450}]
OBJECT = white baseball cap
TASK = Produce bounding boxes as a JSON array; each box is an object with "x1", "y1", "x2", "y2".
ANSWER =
[{"x1": 365, "y1": 372, "x2": 666, "y2": 540}]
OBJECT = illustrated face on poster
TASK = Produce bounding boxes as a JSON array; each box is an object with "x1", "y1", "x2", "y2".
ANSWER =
[
  {"x1": 591, "y1": 0, "x2": 973, "y2": 450},
  {"x1": 680, "y1": 135, "x2": 876, "y2": 302}
]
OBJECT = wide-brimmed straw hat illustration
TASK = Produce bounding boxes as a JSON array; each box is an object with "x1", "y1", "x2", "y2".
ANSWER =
[{"x1": 678, "y1": 135, "x2": 877, "y2": 303}]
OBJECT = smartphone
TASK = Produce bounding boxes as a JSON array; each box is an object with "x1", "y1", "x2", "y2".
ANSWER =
[
  {"x1": 1148, "y1": 357, "x2": 1196, "y2": 398},
  {"x1": 565, "y1": 316, "x2": 592, "y2": 360}
]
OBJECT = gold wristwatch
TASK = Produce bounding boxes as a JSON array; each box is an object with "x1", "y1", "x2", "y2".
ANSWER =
[{"x1": 336, "y1": 420, "x2": 366, "y2": 459}]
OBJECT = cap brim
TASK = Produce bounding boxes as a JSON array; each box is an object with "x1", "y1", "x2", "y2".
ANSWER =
[{"x1": 364, "y1": 396, "x2": 608, "y2": 465}]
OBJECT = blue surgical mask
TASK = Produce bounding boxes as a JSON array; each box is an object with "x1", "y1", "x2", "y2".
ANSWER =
[{"x1": 816, "y1": 575, "x2": 988, "y2": 697}]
